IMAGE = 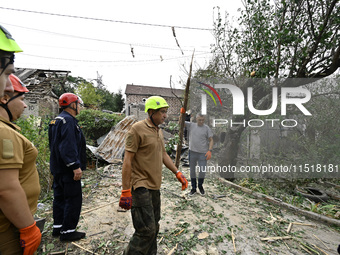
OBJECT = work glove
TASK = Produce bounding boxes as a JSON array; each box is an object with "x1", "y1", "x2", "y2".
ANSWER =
[
  {"x1": 19, "y1": 221, "x2": 42, "y2": 255},
  {"x1": 119, "y1": 189, "x2": 132, "y2": 210},
  {"x1": 176, "y1": 171, "x2": 188, "y2": 190},
  {"x1": 205, "y1": 150, "x2": 212, "y2": 160}
]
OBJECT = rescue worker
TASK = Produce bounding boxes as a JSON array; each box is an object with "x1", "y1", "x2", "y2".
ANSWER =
[
  {"x1": 0, "y1": 74, "x2": 41, "y2": 254},
  {"x1": 48, "y1": 93, "x2": 86, "y2": 242},
  {"x1": 0, "y1": 25, "x2": 22, "y2": 96},
  {"x1": 119, "y1": 96, "x2": 188, "y2": 255}
]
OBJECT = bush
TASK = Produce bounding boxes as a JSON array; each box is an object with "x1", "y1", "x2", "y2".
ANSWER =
[
  {"x1": 15, "y1": 116, "x2": 52, "y2": 199},
  {"x1": 77, "y1": 109, "x2": 125, "y2": 145}
]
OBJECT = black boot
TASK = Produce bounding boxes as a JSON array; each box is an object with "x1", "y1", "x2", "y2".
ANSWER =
[{"x1": 60, "y1": 231, "x2": 86, "y2": 242}]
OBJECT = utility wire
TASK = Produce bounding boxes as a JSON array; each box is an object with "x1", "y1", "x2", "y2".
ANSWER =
[
  {"x1": 21, "y1": 51, "x2": 212, "y2": 63},
  {"x1": 0, "y1": 7, "x2": 212, "y2": 31},
  {"x1": 1, "y1": 22, "x2": 211, "y2": 53}
]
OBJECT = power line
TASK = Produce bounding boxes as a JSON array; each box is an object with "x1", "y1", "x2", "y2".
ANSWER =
[
  {"x1": 0, "y1": 6, "x2": 212, "y2": 31},
  {"x1": 21, "y1": 51, "x2": 212, "y2": 63},
  {"x1": 1, "y1": 22, "x2": 211, "y2": 53}
]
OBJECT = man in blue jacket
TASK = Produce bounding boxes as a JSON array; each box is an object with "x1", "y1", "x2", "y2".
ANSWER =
[{"x1": 49, "y1": 93, "x2": 87, "y2": 242}]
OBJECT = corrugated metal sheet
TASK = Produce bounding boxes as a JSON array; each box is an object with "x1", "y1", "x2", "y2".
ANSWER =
[{"x1": 96, "y1": 115, "x2": 137, "y2": 163}]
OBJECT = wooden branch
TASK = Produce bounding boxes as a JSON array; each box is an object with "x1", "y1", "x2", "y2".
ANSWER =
[
  {"x1": 231, "y1": 228, "x2": 236, "y2": 252},
  {"x1": 218, "y1": 178, "x2": 340, "y2": 227},
  {"x1": 261, "y1": 236, "x2": 292, "y2": 242},
  {"x1": 312, "y1": 234, "x2": 329, "y2": 250},
  {"x1": 286, "y1": 223, "x2": 293, "y2": 233},
  {"x1": 81, "y1": 201, "x2": 117, "y2": 215},
  {"x1": 312, "y1": 244, "x2": 330, "y2": 255},
  {"x1": 175, "y1": 50, "x2": 195, "y2": 168},
  {"x1": 174, "y1": 229, "x2": 184, "y2": 236},
  {"x1": 167, "y1": 244, "x2": 178, "y2": 255},
  {"x1": 71, "y1": 242, "x2": 99, "y2": 255}
]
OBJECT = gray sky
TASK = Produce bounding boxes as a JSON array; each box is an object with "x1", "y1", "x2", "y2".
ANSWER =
[{"x1": 0, "y1": 1, "x2": 242, "y2": 93}]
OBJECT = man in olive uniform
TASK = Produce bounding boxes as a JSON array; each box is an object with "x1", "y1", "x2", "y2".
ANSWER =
[
  {"x1": 0, "y1": 25, "x2": 22, "y2": 97},
  {"x1": 0, "y1": 74, "x2": 41, "y2": 254},
  {"x1": 119, "y1": 96, "x2": 188, "y2": 255}
]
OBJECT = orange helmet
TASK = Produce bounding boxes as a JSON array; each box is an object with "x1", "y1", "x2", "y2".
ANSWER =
[
  {"x1": 9, "y1": 74, "x2": 29, "y2": 93},
  {"x1": 59, "y1": 93, "x2": 83, "y2": 107}
]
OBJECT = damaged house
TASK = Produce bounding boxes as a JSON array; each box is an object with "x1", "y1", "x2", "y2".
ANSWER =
[{"x1": 15, "y1": 68, "x2": 70, "y2": 119}]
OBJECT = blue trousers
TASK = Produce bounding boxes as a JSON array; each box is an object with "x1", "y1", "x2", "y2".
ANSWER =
[
  {"x1": 189, "y1": 150, "x2": 207, "y2": 190},
  {"x1": 52, "y1": 173, "x2": 82, "y2": 233}
]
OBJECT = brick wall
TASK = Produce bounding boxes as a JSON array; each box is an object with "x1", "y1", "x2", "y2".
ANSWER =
[{"x1": 126, "y1": 95, "x2": 183, "y2": 117}]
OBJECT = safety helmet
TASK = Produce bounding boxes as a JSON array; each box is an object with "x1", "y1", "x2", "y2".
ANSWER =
[
  {"x1": 59, "y1": 93, "x2": 83, "y2": 107},
  {"x1": 9, "y1": 74, "x2": 29, "y2": 93},
  {"x1": 0, "y1": 25, "x2": 22, "y2": 53},
  {"x1": 144, "y1": 96, "x2": 169, "y2": 112}
]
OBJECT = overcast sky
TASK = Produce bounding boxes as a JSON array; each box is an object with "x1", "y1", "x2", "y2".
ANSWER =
[{"x1": 0, "y1": 1, "x2": 242, "y2": 93}]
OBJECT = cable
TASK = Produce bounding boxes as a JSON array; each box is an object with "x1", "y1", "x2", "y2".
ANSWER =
[
  {"x1": 21, "y1": 51, "x2": 212, "y2": 63},
  {"x1": 1, "y1": 22, "x2": 211, "y2": 53},
  {"x1": 0, "y1": 7, "x2": 212, "y2": 31}
]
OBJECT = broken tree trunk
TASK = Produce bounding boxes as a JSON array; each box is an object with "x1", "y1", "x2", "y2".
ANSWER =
[
  {"x1": 219, "y1": 178, "x2": 340, "y2": 227},
  {"x1": 175, "y1": 50, "x2": 195, "y2": 169}
]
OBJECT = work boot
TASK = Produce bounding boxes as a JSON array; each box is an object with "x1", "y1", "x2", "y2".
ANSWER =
[
  {"x1": 188, "y1": 189, "x2": 196, "y2": 196},
  {"x1": 198, "y1": 186, "x2": 205, "y2": 196},
  {"x1": 52, "y1": 227, "x2": 61, "y2": 237},
  {"x1": 60, "y1": 231, "x2": 86, "y2": 242}
]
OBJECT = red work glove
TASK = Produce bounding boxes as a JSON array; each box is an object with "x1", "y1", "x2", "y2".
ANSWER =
[
  {"x1": 119, "y1": 189, "x2": 132, "y2": 210},
  {"x1": 176, "y1": 171, "x2": 188, "y2": 190},
  {"x1": 19, "y1": 221, "x2": 42, "y2": 255},
  {"x1": 205, "y1": 150, "x2": 212, "y2": 160}
]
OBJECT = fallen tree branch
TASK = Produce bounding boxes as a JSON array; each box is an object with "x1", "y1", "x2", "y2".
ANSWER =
[
  {"x1": 261, "y1": 236, "x2": 292, "y2": 242},
  {"x1": 71, "y1": 242, "x2": 99, "y2": 254},
  {"x1": 218, "y1": 178, "x2": 340, "y2": 227},
  {"x1": 167, "y1": 243, "x2": 178, "y2": 255},
  {"x1": 81, "y1": 201, "x2": 117, "y2": 215},
  {"x1": 231, "y1": 228, "x2": 236, "y2": 252}
]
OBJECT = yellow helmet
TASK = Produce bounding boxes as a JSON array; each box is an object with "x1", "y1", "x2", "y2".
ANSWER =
[
  {"x1": 0, "y1": 25, "x2": 22, "y2": 53},
  {"x1": 144, "y1": 96, "x2": 169, "y2": 112}
]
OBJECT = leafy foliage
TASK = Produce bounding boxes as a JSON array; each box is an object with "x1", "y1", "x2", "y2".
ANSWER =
[
  {"x1": 97, "y1": 88, "x2": 125, "y2": 112},
  {"x1": 211, "y1": 0, "x2": 339, "y2": 79},
  {"x1": 77, "y1": 109, "x2": 125, "y2": 145},
  {"x1": 75, "y1": 81, "x2": 104, "y2": 108},
  {"x1": 15, "y1": 116, "x2": 52, "y2": 199},
  {"x1": 202, "y1": 0, "x2": 340, "y2": 168},
  {"x1": 164, "y1": 122, "x2": 180, "y2": 154}
]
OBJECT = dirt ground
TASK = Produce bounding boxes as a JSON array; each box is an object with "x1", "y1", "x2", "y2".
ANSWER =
[{"x1": 37, "y1": 163, "x2": 340, "y2": 255}]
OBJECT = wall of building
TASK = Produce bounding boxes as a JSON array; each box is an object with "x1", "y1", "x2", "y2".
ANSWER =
[{"x1": 126, "y1": 95, "x2": 182, "y2": 116}]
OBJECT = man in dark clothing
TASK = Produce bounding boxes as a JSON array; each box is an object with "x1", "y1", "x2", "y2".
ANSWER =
[{"x1": 48, "y1": 93, "x2": 87, "y2": 242}]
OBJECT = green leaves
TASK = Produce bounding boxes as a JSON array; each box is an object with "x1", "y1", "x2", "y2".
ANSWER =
[{"x1": 77, "y1": 109, "x2": 124, "y2": 144}]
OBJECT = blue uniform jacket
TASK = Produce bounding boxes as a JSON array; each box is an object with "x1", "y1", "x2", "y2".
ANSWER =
[{"x1": 49, "y1": 111, "x2": 87, "y2": 176}]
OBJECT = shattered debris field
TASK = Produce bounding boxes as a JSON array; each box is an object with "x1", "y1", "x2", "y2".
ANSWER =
[{"x1": 37, "y1": 163, "x2": 340, "y2": 254}]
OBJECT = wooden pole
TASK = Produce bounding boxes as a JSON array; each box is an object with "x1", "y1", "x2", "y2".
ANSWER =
[{"x1": 175, "y1": 50, "x2": 195, "y2": 169}]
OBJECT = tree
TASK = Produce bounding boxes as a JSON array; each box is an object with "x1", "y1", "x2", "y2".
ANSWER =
[
  {"x1": 52, "y1": 75, "x2": 87, "y2": 98},
  {"x1": 202, "y1": 0, "x2": 339, "y2": 173},
  {"x1": 75, "y1": 81, "x2": 104, "y2": 109},
  {"x1": 97, "y1": 88, "x2": 125, "y2": 112},
  {"x1": 111, "y1": 89, "x2": 125, "y2": 112}
]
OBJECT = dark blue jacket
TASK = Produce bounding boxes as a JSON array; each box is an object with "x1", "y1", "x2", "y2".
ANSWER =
[{"x1": 49, "y1": 111, "x2": 87, "y2": 176}]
